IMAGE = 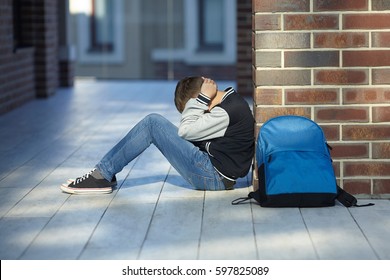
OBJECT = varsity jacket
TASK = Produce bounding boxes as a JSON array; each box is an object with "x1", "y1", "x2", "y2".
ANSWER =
[{"x1": 178, "y1": 87, "x2": 254, "y2": 181}]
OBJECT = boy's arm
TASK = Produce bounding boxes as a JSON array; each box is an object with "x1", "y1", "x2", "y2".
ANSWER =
[{"x1": 178, "y1": 94, "x2": 229, "y2": 141}]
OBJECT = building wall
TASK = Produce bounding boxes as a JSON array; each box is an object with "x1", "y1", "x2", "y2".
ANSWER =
[
  {"x1": 30, "y1": 0, "x2": 59, "y2": 97},
  {"x1": 0, "y1": 0, "x2": 35, "y2": 114},
  {"x1": 70, "y1": 0, "x2": 143, "y2": 79},
  {"x1": 252, "y1": 0, "x2": 390, "y2": 196},
  {"x1": 236, "y1": 0, "x2": 252, "y2": 96},
  {"x1": 1, "y1": 0, "x2": 249, "y2": 113},
  {"x1": 71, "y1": 0, "x2": 238, "y2": 81},
  {"x1": 0, "y1": 0, "x2": 73, "y2": 115}
]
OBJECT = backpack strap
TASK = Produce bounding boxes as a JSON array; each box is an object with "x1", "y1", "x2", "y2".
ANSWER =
[
  {"x1": 231, "y1": 189, "x2": 264, "y2": 205},
  {"x1": 328, "y1": 145, "x2": 374, "y2": 208},
  {"x1": 231, "y1": 196, "x2": 251, "y2": 205},
  {"x1": 336, "y1": 186, "x2": 374, "y2": 207}
]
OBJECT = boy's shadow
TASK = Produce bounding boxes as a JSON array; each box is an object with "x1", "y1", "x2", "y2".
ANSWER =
[{"x1": 117, "y1": 175, "x2": 251, "y2": 191}]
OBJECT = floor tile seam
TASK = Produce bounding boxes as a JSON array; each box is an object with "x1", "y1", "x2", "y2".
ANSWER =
[
  {"x1": 0, "y1": 100, "x2": 102, "y2": 166},
  {"x1": 1, "y1": 102, "x2": 131, "y2": 220},
  {"x1": 136, "y1": 166, "x2": 171, "y2": 260},
  {"x1": 346, "y1": 208, "x2": 380, "y2": 260},
  {"x1": 196, "y1": 190, "x2": 207, "y2": 260},
  {"x1": 249, "y1": 187, "x2": 260, "y2": 260},
  {"x1": 1, "y1": 159, "x2": 71, "y2": 219},
  {"x1": 77, "y1": 154, "x2": 144, "y2": 260},
  {"x1": 17, "y1": 192, "x2": 72, "y2": 259},
  {"x1": 299, "y1": 208, "x2": 320, "y2": 260},
  {"x1": 0, "y1": 103, "x2": 119, "y2": 182},
  {"x1": 0, "y1": 93, "x2": 130, "y2": 182},
  {"x1": 0, "y1": 98, "x2": 130, "y2": 185},
  {"x1": 1, "y1": 128, "x2": 113, "y2": 219}
]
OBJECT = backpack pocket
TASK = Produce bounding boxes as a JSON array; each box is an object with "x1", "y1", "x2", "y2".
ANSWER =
[{"x1": 260, "y1": 151, "x2": 337, "y2": 207}]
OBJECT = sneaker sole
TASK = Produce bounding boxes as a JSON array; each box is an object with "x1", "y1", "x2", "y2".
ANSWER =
[{"x1": 60, "y1": 184, "x2": 112, "y2": 194}]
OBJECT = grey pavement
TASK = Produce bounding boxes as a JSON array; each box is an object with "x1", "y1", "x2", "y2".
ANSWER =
[{"x1": 0, "y1": 79, "x2": 389, "y2": 260}]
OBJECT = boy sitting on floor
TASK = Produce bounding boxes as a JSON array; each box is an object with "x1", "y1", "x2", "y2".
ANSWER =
[{"x1": 61, "y1": 77, "x2": 254, "y2": 194}]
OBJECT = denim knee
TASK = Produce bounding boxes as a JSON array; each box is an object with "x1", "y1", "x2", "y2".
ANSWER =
[{"x1": 144, "y1": 113, "x2": 165, "y2": 124}]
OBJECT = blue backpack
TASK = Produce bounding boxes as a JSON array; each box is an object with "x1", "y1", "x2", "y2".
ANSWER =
[{"x1": 233, "y1": 115, "x2": 373, "y2": 208}]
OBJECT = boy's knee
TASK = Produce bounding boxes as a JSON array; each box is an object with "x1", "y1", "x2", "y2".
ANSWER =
[
  {"x1": 145, "y1": 113, "x2": 164, "y2": 122},
  {"x1": 143, "y1": 113, "x2": 170, "y2": 127}
]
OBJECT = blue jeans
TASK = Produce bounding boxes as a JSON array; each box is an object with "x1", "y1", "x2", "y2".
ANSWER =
[{"x1": 96, "y1": 113, "x2": 226, "y2": 191}]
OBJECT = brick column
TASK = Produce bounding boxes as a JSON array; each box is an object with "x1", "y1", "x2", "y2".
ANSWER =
[
  {"x1": 35, "y1": 0, "x2": 59, "y2": 97},
  {"x1": 58, "y1": 0, "x2": 74, "y2": 87},
  {"x1": 0, "y1": 0, "x2": 35, "y2": 114},
  {"x1": 252, "y1": 0, "x2": 390, "y2": 196},
  {"x1": 236, "y1": 0, "x2": 253, "y2": 96},
  {"x1": 21, "y1": 0, "x2": 59, "y2": 97}
]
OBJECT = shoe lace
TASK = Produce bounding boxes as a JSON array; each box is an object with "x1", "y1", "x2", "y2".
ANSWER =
[{"x1": 74, "y1": 169, "x2": 95, "y2": 185}]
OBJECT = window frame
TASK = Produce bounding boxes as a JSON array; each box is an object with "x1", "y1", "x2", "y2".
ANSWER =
[
  {"x1": 197, "y1": 0, "x2": 224, "y2": 52},
  {"x1": 88, "y1": 0, "x2": 115, "y2": 53},
  {"x1": 76, "y1": 0, "x2": 124, "y2": 64},
  {"x1": 152, "y1": 0, "x2": 236, "y2": 65}
]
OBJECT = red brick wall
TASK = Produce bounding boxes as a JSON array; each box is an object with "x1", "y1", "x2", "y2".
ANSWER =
[
  {"x1": 0, "y1": 0, "x2": 71, "y2": 115},
  {"x1": 0, "y1": 0, "x2": 35, "y2": 114},
  {"x1": 252, "y1": 0, "x2": 390, "y2": 196},
  {"x1": 24, "y1": 0, "x2": 59, "y2": 98}
]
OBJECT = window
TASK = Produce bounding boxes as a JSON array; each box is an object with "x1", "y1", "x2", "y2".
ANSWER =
[
  {"x1": 152, "y1": 0, "x2": 236, "y2": 65},
  {"x1": 198, "y1": 0, "x2": 224, "y2": 51},
  {"x1": 74, "y1": 0, "x2": 124, "y2": 64},
  {"x1": 89, "y1": 0, "x2": 114, "y2": 53}
]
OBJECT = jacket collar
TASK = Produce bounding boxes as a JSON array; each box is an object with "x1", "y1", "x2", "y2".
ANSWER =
[{"x1": 221, "y1": 87, "x2": 235, "y2": 102}]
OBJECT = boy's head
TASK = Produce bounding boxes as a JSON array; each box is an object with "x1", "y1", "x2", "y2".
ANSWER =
[{"x1": 174, "y1": 76, "x2": 204, "y2": 113}]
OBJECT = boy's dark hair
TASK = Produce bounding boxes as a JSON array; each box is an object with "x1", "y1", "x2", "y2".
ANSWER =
[{"x1": 174, "y1": 76, "x2": 203, "y2": 113}]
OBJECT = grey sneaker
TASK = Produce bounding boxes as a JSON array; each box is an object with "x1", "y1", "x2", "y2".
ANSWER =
[{"x1": 61, "y1": 169, "x2": 113, "y2": 194}]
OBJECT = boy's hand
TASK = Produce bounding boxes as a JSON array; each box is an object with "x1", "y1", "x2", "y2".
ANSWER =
[{"x1": 200, "y1": 77, "x2": 217, "y2": 99}]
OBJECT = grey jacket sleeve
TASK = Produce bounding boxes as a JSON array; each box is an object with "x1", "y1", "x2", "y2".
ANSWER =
[{"x1": 178, "y1": 94, "x2": 229, "y2": 141}]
